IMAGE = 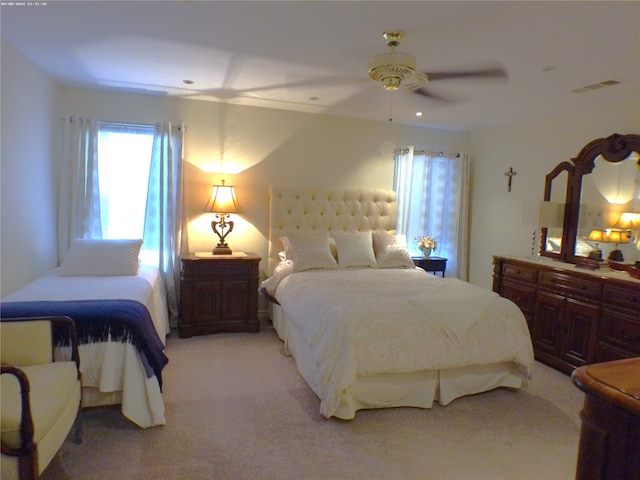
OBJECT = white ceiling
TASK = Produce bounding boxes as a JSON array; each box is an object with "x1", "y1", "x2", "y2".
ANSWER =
[{"x1": 2, "y1": 1, "x2": 639, "y2": 131}]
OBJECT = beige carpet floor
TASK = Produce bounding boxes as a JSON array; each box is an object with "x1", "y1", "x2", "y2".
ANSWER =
[{"x1": 43, "y1": 327, "x2": 584, "y2": 480}]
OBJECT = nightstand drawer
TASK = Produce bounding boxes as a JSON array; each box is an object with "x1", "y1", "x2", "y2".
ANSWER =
[{"x1": 182, "y1": 258, "x2": 258, "y2": 279}]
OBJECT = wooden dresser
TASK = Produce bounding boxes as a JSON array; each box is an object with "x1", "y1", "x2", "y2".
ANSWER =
[
  {"x1": 179, "y1": 252, "x2": 261, "y2": 338},
  {"x1": 492, "y1": 256, "x2": 640, "y2": 374},
  {"x1": 571, "y1": 358, "x2": 640, "y2": 480}
]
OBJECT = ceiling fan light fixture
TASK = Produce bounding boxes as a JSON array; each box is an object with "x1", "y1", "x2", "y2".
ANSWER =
[{"x1": 368, "y1": 51, "x2": 417, "y2": 90}]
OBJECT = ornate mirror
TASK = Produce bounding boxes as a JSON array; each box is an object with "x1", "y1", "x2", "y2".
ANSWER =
[
  {"x1": 540, "y1": 162, "x2": 572, "y2": 261},
  {"x1": 545, "y1": 133, "x2": 640, "y2": 264}
]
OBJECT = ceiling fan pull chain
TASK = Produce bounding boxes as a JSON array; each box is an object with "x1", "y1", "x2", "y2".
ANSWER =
[{"x1": 388, "y1": 91, "x2": 394, "y2": 122}]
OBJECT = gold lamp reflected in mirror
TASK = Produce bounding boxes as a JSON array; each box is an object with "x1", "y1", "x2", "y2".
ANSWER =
[
  {"x1": 586, "y1": 229, "x2": 608, "y2": 261},
  {"x1": 606, "y1": 229, "x2": 630, "y2": 262},
  {"x1": 205, "y1": 180, "x2": 242, "y2": 255}
]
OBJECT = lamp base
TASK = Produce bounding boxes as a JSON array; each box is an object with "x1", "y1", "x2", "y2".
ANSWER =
[
  {"x1": 588, "y1": 249, "x2": 603, "y2": 261},
  {"x1": 608, "y1": 249, "x2": 624, "y2": 262},
  {"x1": 213, "y1": 245, "x2": 232, "y2": 255}
]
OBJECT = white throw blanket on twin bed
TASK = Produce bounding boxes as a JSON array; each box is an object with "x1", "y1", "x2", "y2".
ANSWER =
[{"x1": 265, "y1": 266, "x2": 534, "y2": 418}]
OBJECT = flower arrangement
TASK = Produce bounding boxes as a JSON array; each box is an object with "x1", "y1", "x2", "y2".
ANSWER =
[{"x1": 415, "y1": 235, "x2": 437, "y2": 251}]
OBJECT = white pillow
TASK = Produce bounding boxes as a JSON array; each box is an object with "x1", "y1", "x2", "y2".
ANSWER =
[
  {"x1": 283, "y1": 231, "x2": 338, "y2": 272},
  {"x1": 59, "y1": 238, "x2": 143, "y2": 276},
  {"x1": 372, "y1": 232, "x2": 415, "y2": 269},
  {"x1": 332, "y1": 231, "x2": 377, "y2": 268}
]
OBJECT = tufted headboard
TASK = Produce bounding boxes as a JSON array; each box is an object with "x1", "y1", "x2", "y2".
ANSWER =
[{"x1": 267, "y1": 186, "x2": 398, "y2": 275}]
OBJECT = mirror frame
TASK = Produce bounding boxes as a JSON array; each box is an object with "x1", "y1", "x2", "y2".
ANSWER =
[
  {"x1": 540, "y1": 161, "x2": 574, "y2": 261},
  {"x1": 546, "y1": 133, "x2": 640, "y2": 264}
]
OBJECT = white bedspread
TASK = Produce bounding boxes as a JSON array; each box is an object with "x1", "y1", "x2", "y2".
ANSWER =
[
  {"x1": 268, "y1": 267, "x2": 534, "y2": 418},
  {"x1": 2, "y1": 265, "x2": 169, "y2": 428}
]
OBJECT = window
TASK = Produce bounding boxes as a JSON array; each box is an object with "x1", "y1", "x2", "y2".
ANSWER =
[
  {"x1": 97, "y1": 122, "x2": 154, "y2": 239},
  {"x1": 395, "y1": 148, "x2": 470, "y2": 279}
]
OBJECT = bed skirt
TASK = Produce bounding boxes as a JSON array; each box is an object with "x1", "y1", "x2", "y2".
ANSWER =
[{"x1": 271, "y1": 304, "x2": 524, "y2": 420}]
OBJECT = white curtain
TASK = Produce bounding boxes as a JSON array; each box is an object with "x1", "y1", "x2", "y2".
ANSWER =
[
  {"x1": 395, "y1": 147, "x2": 471, "y2": 279},
  {"x1": 58, "y1": 118, "x2": 187, "y2": 328},
  {"x1": 58, "y1": 116, "x2": 102, "y2": 263},
  {"x1": 142, "y1": 122, "x2": 188, "y2": 327}
]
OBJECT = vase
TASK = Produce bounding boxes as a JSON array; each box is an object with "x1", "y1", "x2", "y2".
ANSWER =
[{"x1": 420, "y1": 247, "x2": 432, "y2": 257}]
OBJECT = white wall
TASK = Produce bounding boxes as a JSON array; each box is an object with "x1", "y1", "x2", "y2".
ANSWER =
[
  {"x1": 468, "y1": 97, "x2": 640, "y2": 289},
  {"x1": 60, "y1": 87, "x2": 469, "y2": 282},
  {"x1": 1, "y1": 40, "x2": 60, "y2": 296}
]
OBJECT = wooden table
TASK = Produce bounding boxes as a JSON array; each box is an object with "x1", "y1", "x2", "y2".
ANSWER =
[
  {"x1": 412, "y1": 256, "x2": 447, "y2": 277},
  {"x1": 571, "y1": 357, "x2": 640, "y2": 480}
]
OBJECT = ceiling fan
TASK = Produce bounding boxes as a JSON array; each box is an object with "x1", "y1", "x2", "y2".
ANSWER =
[{"x1": 367, "y1": 31, "x2": 508, "y2": 102}]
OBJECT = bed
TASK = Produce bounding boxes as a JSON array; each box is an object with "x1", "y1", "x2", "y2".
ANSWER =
[
  {"x1": 261, "y1": 186, "x2": 535, "y2": 419},
  {"x1": 1, "y1": 239, "x2": 170, "y2": 428}
]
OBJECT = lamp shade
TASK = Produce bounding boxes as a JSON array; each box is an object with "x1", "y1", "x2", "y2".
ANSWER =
[
  {"x1": 205, "y1": 181, "x2": 242, "y2": 214},
  {"x1": 537, "y1": 201, "x2": 564, "y2": 228},
  {"x1": 587, "y1": 229, "x2": 607, "y2": 243},
  {"x1": 606, "y1": 230, "x2": 629, "y2": 245},
  {"x1": 615, "y1": 212, "x2": 640, "y2": 229}
]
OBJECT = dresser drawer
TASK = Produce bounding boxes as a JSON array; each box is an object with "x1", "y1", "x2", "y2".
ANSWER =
[
  {"x1": 501, "y1": 281, "x2": 536, "y2": 316},
  {"x1": 599, "y1": 308, "x2": 640, "y2": 355},
  {"x1": 603, "y1": 282, "x2": 640, "y2": 312},
  {"x1": 539, "y1": 271, "x2": 602, "y2": 300},
  {"x1": 502, "y1": 262, "x2": 538, "y2": 283}
]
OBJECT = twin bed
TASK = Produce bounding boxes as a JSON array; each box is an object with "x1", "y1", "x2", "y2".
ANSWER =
[
  {"x1": 1, "y1": 239, "x2": 169, "y2": 428},
  {"x1": 262, "y1": 186, "x2": 534, "y2": 419}
]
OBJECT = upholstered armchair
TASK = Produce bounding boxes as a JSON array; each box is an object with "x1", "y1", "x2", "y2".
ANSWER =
[{"x1": 1, "y1": 317, "x2": 82, "y2": 480}]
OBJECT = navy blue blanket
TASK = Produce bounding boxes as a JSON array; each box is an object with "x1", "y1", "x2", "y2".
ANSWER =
[{"x1": 0, "y1": 300, "x2": 168, "y2": 389}]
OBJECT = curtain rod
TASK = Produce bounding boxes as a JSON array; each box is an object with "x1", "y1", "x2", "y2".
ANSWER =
[
  {"x1": 397, "y1": 148, "x2": 461, "y2": 158},
  {"x1": 60, "y1": 117, "x2": 186, "y2": 131}
]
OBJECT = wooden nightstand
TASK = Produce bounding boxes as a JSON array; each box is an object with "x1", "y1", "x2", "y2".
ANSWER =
[
  {"x1": 179, "y1": 252, "x2": 261, "y2": 338},
  {"x1": 412, "y1": 256, "x2": 447, "y2": 277}
]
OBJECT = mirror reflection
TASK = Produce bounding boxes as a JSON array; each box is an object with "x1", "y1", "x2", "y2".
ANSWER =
[
  {"x1": 544, "y1": 170, "x2": 568, "y2": 255},
  {"x1": 579, "y1": 152, "x2": 640, "y2": 263}
]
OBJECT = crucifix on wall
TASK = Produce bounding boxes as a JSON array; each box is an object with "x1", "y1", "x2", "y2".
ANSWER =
[{"x1": 504, "y1": 167, "x2": 517, "y2": 192}]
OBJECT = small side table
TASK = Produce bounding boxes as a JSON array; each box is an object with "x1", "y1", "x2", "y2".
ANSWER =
[
  {"x1": 412, "y1": 256, "x2": 447, "y2": 277},
  {"x1": 179, "y1": 252, "x2": 261, "y2": 337}
]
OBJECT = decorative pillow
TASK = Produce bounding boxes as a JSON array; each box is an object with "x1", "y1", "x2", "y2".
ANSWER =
[
  {"x1": 331, "y1": 231, "x2": 377, "y2": 268},
  {"x1": 283, "y1": 231, "x2": 338, "y2": 272},
  {"x1": 59, "y1": 238, "x2": 143, "y2": 276},
  {"x1": 372, "y1": 232, "x2": 415, "y2": 268}
]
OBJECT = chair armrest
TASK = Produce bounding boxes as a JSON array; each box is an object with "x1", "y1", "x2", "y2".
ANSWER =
[{"x1": 0, "y1": 366, "x2": 35, "y2": 457}]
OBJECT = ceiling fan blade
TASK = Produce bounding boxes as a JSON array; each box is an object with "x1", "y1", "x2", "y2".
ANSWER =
[
  {"x1": 239, "y1": 76, "x2": 356, "y2": 94},
  {"x1": 423, "y1": 66, "x2": 508, "y2": 82},
  {"x1": 412, "y1": 87, "x2": 454, "y2": 103}
]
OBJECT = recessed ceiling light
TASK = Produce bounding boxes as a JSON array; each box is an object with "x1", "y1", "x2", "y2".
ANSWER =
[{"x1": 415, "y1": 111, "x2": 423, "y2": 117}]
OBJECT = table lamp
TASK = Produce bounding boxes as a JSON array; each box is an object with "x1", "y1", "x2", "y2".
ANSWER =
[
  {"x1": 606, "y1": 229, "x2": 629, "y2": 262},
  {"x1": 205, "y1": 180, "x2": 242, "y2": 254}
]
